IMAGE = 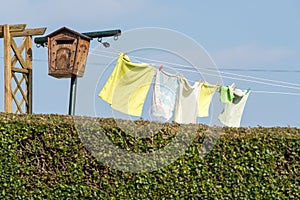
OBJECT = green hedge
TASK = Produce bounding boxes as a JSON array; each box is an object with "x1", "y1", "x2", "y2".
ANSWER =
[{"x1": 0, "y1": 113, "x2": 299, "y2": 199}]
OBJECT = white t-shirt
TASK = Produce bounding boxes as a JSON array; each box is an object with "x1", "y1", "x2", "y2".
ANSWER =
[
  {"x1": 174, "y1": 77, "x2": 202, "y2": 124},
  {"x1": 218, "y1": 89, "x2": 251, "y2": 127}
]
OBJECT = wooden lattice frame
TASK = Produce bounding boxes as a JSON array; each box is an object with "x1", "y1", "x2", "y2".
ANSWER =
[{"x1": 1, "y1": 24, "x2": 46, "y2": 114}]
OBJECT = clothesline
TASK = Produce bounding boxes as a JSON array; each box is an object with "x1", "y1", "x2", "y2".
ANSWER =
[
  {"x1": 250, "y1": 90, "x2": 300, "y2": 96},
  {"x1": 90, "y1": 49, "x2": 300, "y2": 88},
  {"x1": 1, "y1": 50, "x2": 300, "y2": 90},
  {"x1": 161, "y1": 66, "x2": 300, "y2": 96},
  {"x1": 89, "y1": 51, "x2": 300, "y2": 96},
  {"x1": 91, "y1": 49, "x2": 300, "y2": 88}
]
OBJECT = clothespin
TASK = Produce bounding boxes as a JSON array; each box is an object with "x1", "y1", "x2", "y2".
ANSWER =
[
  {"x1": 230, "y1": 83, "x2": 236, "y2": 90},
  {"x1": 158, "y1": 65, "x2": 163, "y2": 71},
  {"x1": 198, "y1": 80, "x2": 203, "y2": 86},
  {"x1": 246, "y1": 87, "x2": 251, "y2": 94},
  {"x1": 216, "y1": 82, "x2": 221, "y2": 87},
  {"x1": 215, "y1": 82, "x2": 222, "y2": 93}
]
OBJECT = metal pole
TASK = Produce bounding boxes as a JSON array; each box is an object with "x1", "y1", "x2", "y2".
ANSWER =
[
  {"x1": 34, "y1": 29, "x2": 121, "y2": 46},
  {"x1": 68, "y1": 75, "x2": 77, "y2": 115}
]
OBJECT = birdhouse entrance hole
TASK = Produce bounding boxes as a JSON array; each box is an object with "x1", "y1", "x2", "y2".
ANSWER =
[{"x1": 56, "y1": 39, "x2": 75, "y2": 45}]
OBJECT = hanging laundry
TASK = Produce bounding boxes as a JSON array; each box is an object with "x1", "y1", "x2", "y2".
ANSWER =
[
  {"x1": 151, "y1": 69, "x2": 179, "y2": 121},
  {"x1": 219, "y1": 84, "x2": 235, "y2": 103},
  {"x1": 98, "y1": 53, "x2": 156, "y2": 117},
  {"x1": 174, "y1": 77, "x2": 202, "y2": 124},
  {"x1": 198, "y1": 82, "x2": 218, "y2": 117},
  {"x1": 218, "y1": 89, "x2": 251, "y2": 127}
]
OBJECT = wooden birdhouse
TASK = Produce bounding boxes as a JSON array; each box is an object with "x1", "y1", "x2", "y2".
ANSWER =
[{"x1": 47, "y1": 27, "x2": 92, "y2": 78}]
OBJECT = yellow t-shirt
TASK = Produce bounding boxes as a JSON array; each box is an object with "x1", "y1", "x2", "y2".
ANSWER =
[
  {"x1": 198, "y1": 82, "x2": 218, "y2": 117},
  {"x1": 98, "y1": 53, "x2": 155, "y2": 117}
]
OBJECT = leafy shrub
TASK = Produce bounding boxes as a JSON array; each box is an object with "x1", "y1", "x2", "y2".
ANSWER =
[{"x1": 0, "y1": 113, "x2": 299, "y2": 199}]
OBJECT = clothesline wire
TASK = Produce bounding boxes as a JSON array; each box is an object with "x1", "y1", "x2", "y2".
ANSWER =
[
  {"x1": 91, "y1": 49, "x2": 300, "y2": 71},
  {"x1": 89, "y1": 52, "x2": 300, "y2": 97},
  {"x1": 202, "y1": 71, "x2": 300, "y2": 91},
  {"x1": 2, "y1": 49, "x2": 300, "y2": 89},
  {"x1": 89, "y1": 51, "x2": 300, "y2": 91},
  {"x1": 250, "y1": 90, "x2": 300, "y2": 96},
  {"x1": 1, "y1": 51, "x2": 299, "y2": 97},
  {"x1": 164, "y1": 64, "x2": 300, "y2": 91},
  {"x1": 3, "y1": 52, "x2": 300, "y2": 73},
  {"x1": 221, "y1": 68, "x2": 300, "y2": 73},
  {"x1": 89, "y1": 50, "x2": 300, "y2": 73},
  {"x1": 90, "y1": 49, "x2": 300, "y2": 88},
  {"x1": 163, "y1": 67, "x2": 300, "y2": 96}
]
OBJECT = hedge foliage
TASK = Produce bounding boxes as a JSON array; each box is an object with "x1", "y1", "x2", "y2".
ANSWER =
[{"x1": 0, "y1": 113, "x2": 299, "y2": 199}]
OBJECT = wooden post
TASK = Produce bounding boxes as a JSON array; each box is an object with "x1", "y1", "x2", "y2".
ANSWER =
[
  {"x1": 26, "y1": 36, "x2": 33, "y2": 113},
  {"x1": 1, "y1": 24, "x2": 46, "y2": 114},
  {"x1": 3, "y1": 24, "x2": 12, "y2": 113}
]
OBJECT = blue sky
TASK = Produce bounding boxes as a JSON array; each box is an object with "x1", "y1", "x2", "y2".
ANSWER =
[{"x1": 1, "y1": 0, "x2": 300, "y2": 127}]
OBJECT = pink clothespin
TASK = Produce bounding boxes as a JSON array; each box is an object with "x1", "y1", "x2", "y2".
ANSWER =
[
  {"x1": 158, "y1": 65, "x2": 163, "y2": 71},
  {"x1": 198, "y1": 80, "x2": 203, "y2": 86}
]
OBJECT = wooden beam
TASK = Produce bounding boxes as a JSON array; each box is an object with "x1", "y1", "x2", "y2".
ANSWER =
[
  {"x1": 0, "y1": 24, "x2": 27, "y2": 37},
  {"x1": 4, "y1": 24, "x2": 12, "y2": 113},
  {"x1": 11, "y1": 28, "x2": 47, "y2": 37},
  {"x1": 26, "y1": 36, "x2": 33, "y2": 69},
  {"x1": 27, "y1": 71, "x2": 32, "y2": 113},
  {"x1": 11, "y1": 39, "x2": 27, "y2": 69},
  {"x1": 11, "y1": 67, "x2": 29, "y2": 74},
  {"x1": 0, "y1": 24, "x2": 26, "y2": 32},
  {"x1": 26, "y1": 36, "x2": 33, "y2": 114},
  {"x1": 11, "y1": 37, "x2": 26, "y2": 68}
]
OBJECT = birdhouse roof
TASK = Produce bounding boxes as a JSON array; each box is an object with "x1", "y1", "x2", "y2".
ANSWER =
[{"x1": 46, "y1": 27, "x2": 92, "y2": 41}]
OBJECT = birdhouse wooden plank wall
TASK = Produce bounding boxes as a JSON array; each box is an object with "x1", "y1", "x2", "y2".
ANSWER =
[{"x1": 47, "y1": 27, "x2": 91, "y2": 78}]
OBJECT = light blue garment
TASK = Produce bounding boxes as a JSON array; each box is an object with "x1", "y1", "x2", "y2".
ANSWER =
[{"x1": 151, "y1": 69, "x2": 179, "y2": 121}]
